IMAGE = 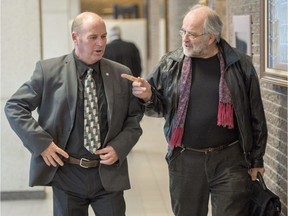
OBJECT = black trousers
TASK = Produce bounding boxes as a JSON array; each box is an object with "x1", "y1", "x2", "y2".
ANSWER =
[
  {"x1": 52, "y1": 163, "x2": 125, "y2": 216},
  {"x1": 167, "y1": 142, "x2": 252, "y2": 216}
]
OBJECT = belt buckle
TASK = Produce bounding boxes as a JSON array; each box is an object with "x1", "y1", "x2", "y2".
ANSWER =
[
  {"x1": 207, "y1": 147, "x2": 213, "y2": 152},
  {"x1": 204, "y1": 147, "x2": 214, "y2": 154},
  {"x1": 80, "y1": 158, "x2": 90, "y2": 168}
]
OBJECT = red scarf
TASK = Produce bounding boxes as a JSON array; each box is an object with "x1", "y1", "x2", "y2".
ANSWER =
[{"x1": 169, "y1": 53, "x2": 234, "y2": 149}]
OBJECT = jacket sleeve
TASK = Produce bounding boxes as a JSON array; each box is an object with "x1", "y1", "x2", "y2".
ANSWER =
[
  {"x1": 144, "y1": 57, "x2": 170, "y2": 118},
  {"x1": 243, "y1": 57, "x2": 268, "y2": 168},
  {"x1": 4, "y1": 61, "x2": 53, "y2": 157},
  {"x1": 108, "y1": 93, "x2": 144, "y2": 166}
]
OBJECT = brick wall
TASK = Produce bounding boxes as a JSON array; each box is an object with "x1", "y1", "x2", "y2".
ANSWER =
[{"x1": 226, "y1": 0, "x2": 287, "y2": 215}]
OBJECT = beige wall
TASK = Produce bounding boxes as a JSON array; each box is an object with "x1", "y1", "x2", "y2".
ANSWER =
[
  {"x1": 1, "y1": 0, "x2": 80, "y2": 200},
  {"x1": 1, "y1": 0, "x2": 43, "y2": 197}
]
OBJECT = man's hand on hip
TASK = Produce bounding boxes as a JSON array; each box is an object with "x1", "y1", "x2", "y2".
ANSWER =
[{"x1": 41, "y1": 142, "x2": 69, "y2": 167}]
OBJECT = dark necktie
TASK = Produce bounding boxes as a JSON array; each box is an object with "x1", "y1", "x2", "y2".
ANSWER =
[{"x1": 84, "y1": 68, "x2": 101, "y2": 153}]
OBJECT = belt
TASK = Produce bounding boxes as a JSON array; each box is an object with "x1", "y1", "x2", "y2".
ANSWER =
[
  {"x1": 181, "y1": 140, "x2": 239, "y2": 154},
  {"x1": 63, "y1": 156, "x2": 100, "y2": 168}
]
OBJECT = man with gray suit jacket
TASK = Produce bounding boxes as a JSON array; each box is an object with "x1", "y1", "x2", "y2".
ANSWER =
[{"x1": 5, "y1": 12, "x2": 143, "y2": 216}]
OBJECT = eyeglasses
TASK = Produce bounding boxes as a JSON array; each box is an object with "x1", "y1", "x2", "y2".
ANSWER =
[{"x1": 179, "y1": 29, "x2": 208, "y2": 39}]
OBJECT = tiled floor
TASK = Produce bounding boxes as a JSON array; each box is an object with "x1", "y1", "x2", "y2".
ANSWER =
[{"x1": 1, "y1": 116, "x2": 211, "y2": 216}]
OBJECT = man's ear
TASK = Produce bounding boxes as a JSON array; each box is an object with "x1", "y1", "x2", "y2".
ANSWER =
[
  {"x1": 208, "y1": 33, "x2": 217, "y2": 45},
  {"x1": 72, "y1": 32, "x2": 77, "y2": 44}
]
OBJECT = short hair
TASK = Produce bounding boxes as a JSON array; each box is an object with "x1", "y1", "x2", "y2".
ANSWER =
[
  {"x1": 108, "y1": 26, "x2": 121, "y2": 38},
  {"x1": 189, "y1": 4, "x2": 223, "y2": 42},
  {"x1": 71, "y1": 12, "x2": 103, "y2": 34},
  {"x1": 71, "y1": 13, "x2": 86, "y2": 34}
]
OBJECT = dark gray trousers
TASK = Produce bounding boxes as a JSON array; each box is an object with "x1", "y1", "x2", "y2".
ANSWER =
[
  {"x1": 167, "y1": 142, "x2": 252, "y2": 216},
  {"x1": 52, "y1": 163, "x2": 125, "y2": 216}
]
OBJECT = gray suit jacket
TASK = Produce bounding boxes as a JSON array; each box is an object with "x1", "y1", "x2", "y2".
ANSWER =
[{"x1": 5, "y1": 53, "x2": 143, "y2": 191}]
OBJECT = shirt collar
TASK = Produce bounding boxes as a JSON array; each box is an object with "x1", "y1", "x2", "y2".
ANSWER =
[{"x1": 73, "y1": 51, "x2": 100, "y2": 77}]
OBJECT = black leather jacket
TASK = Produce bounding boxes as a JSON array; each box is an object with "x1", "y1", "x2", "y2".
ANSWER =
[{"x1": 145, "y1": 39, "x2": 267, "y2": 168}]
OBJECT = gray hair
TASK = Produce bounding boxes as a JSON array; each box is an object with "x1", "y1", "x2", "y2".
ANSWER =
[
  {"x1": 108, "y1": 26, "x2": 121, "y2": 38},
  {"x1": 189, "y1": 4, "x2": 223, "y2": 43}
]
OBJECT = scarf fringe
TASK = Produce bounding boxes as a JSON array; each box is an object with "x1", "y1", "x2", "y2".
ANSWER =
[
  {"x1": 170, "y1": 128, "x2": 184, "y2": 148},
  {"x1": 217, "y1": 102, "x2": 234, "y2": 129}
]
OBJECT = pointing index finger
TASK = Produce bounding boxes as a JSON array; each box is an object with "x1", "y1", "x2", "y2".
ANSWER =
[{"x1": 121, "y1": 73, "x2": 139, "y2": 82}]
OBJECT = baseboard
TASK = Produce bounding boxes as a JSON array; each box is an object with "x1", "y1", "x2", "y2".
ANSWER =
[{"x1": 1, "y1": 190, "x2": 46, "y2": 201}]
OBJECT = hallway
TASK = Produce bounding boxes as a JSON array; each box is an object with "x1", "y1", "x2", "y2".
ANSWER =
[{"x1": 1, "y1": 116, "x2": 212, "y2": 216}]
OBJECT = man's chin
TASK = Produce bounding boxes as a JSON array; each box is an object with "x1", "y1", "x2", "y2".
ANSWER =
[{"x1": 183, "y1": 50, "x2": 192, "y2": 57}]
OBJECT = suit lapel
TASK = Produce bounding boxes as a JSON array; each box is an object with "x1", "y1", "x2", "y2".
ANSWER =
[
  {"x1": 100, "y1": 59, "x2": 114, "y2": 129},
  {"x1": 64, "y1": 53, "x2": 78, "y2": 123}
]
